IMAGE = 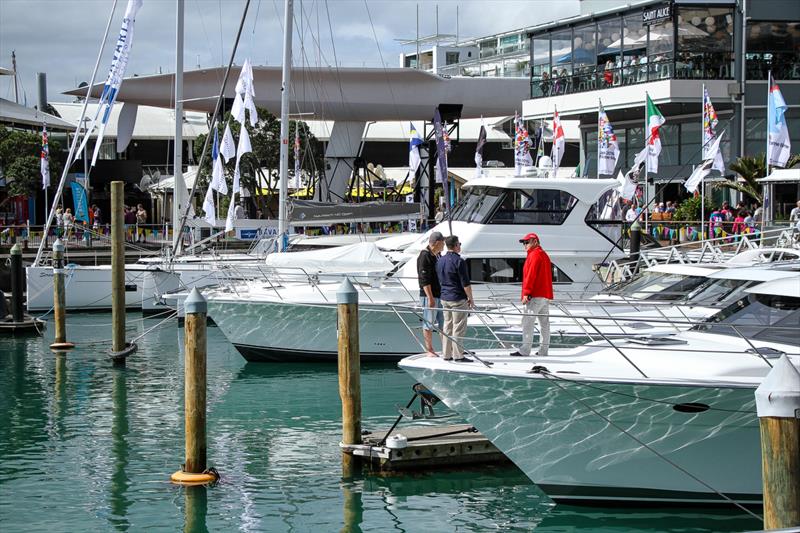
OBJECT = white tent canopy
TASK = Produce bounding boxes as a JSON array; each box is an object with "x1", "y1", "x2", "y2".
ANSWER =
[{"x1": 757, "y1": 168, "x2": 800, "y2": 183}]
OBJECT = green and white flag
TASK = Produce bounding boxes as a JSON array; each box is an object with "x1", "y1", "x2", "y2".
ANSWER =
[{"x1": 645, "y1": 94, "x2": 666, "y2": 173}]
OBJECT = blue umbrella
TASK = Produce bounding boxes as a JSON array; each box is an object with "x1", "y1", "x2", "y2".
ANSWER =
[{"x1": 556, "y1": 48, "x2": 595, "y2": 64}]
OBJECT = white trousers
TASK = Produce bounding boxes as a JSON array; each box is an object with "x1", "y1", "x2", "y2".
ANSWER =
[{"x1": 520, "y1": 297, "x2": 550, "y2": 356}]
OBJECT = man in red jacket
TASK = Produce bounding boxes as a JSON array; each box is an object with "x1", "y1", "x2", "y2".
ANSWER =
[{"x1": 511, "y1": 232, "x2": 553, "y2": 357}]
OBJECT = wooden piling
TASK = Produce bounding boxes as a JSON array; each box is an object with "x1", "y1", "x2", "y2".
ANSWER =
[
  {"x1": 9, "y1": 243, "x2": 24, "y2": 322},
  {"x1": 755, "y1": 355, "x2": 800, "y2": 530},
  {"x1": 337, "y1": 278, "x2": 361, "y2": 478},
  {"x1": 49, "y1": 239, "x2": 74, "y2": 350},
  {"x1": 111, "y1": 181, "x2": 126, "y2": 364},
  {"x1": 171, "y1": 288, "x2": 217, "y2": 485}
]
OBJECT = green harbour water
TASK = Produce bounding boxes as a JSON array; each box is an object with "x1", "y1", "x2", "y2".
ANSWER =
[{"x1": 0, "y1": 313, "x2": 762, "y2": 532}]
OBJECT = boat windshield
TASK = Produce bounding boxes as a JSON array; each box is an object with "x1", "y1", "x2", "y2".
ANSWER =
[
  {"x1": 684, "y1": 278, "x2": 754, "y2": 307},
  {"x1": 693, "y1": 293, "x2": 800, "y2": 346},
  {"x1": 607, "y1": 271, "x2": 709, "y2": 301},
  {"x1": 451, "y1": 187, "x2": 504, "y2": 223}
]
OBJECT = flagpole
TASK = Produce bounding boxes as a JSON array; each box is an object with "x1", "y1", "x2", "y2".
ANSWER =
[
  {"x1": 597, "y1": 99, "x2": 601, "y2": 180},
  {"x1": 644, "y1": 92, "x2": 649, "y2": 232},
  {"x1": 763, "y1": 71, "x2": 771, "y2": 232},
  {"x1": 701, "y1": 83, "x2": 705, "y2": 239}
]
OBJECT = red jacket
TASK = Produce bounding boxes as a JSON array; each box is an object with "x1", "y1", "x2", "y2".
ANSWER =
[{"x1": 522, "y1": 246, "x2": 553, "y2": 300}]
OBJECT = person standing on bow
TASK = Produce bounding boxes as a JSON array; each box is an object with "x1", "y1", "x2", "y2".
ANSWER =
[
  {"x1": 417, "y1": 231, "x2": 445, "y2": 356},
  {"x1": 511, "y1": 232, "x2": 553, "y2": 357},
  {"x1": 436, "y1": 235, "x2": 474, "y2": 362}
]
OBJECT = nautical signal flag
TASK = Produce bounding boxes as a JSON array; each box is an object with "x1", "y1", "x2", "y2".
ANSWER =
[
  {"x1": 597, "y1": 102, "x2": 620, "y2": 176},
  {"x1": 645, "y1": 94, "x2": 666, "y2": 173},
  {"x1": 767, "y1": 73, "x2": 791, "y2": 168},
  {"x1": 474, "y1": 122, "x2": 487, "y2": 178},
  {"x1": 702, "y1": 87, "x2": 725, "y2": 173},
  {"x1": 408, "y1": 122, "x2": 423, "y2": 176},
  {"x1": 41, "y1": 125, "x2": 50, "y2": 189},
  {"x1": 514, "y1": 111, "x2": 533, "y2": 175}
]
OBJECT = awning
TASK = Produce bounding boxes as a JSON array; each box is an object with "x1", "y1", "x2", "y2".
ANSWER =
[
  {"x1": 0, "y1": 98, "x2": 76, "y2": 130},
  {"x1": 757, "y1": 169, "x2": 800, "y2": 183}
]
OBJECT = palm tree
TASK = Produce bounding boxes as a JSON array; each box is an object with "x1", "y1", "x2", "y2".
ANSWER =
[{"x1": 715, "y1": 153, "x2": 800, "y2": 203}]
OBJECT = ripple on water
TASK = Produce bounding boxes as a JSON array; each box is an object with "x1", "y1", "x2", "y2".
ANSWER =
[{"x1": 0, "y1": 313, "x2": 761, "y2": 532}]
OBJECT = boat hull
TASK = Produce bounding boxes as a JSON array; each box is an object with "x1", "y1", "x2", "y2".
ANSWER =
[
  {"x1": 209, "y1": 297, "x2": 502, "y2": 362},
  {"x1": 26, "y1": 265, "x2": 147, "y2": 311},
  {"x1": 399, "y1": 361, "x2": 762, "y2": 505}
]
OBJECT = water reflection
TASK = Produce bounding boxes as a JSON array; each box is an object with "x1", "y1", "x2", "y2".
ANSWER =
[
  {"x1": 536, "y1": 505, "x2": 761, "y2": 532},
  {"x1": 341, "y1": 481, "x2": 364, "y2": 533},
  {"x1": 109, "y1": 369, "x2": 130, "y2": 531},
  {"x1": 183, "y1": 485, "x2": 209, "y2": 533}
]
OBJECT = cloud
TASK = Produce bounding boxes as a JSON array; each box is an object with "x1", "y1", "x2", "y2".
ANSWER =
[{"x1": 0, "y1": 0, "x2": 580, "y2": 104}]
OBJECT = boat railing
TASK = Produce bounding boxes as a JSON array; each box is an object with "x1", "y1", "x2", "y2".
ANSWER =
[
  {"x1": 386, "y1": 300, "x2": 798, "y2": 376},
  {"x1": 602, "y1": 226, "x2": 799, "y2": 284}
]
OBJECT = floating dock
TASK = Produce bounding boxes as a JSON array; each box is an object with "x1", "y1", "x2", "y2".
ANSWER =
[{"x1": 341, "y1": 424, "x2": 510, "y2": 471}]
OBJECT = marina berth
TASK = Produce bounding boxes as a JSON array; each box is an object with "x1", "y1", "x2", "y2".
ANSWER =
[
  {"x1": 399, "y1": 275, "x2": 800, "y2": 506},
  {"x1": 202, "y1": 171, "x2": 628, "y2": 362}
]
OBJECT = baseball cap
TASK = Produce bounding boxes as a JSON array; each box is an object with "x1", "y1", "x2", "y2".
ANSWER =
[{"x1": 519, "y1": 232, "x2": 539, "y2": 243}]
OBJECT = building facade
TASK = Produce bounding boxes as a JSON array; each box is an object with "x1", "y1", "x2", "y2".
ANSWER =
[{"x1": 521, "y1": 0, "x2": 799, "y2": 214}]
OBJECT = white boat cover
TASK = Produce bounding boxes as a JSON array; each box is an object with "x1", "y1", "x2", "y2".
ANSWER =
[{"x1": 263, "y1": 241, "x2": 394, "y2": 274}]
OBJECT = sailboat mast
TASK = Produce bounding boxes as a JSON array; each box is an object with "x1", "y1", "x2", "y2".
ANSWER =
[
  {"x1": 172, "y1": 0, "x2": 185, "y2": 250},
  {"x1": 277, "y1": 0, "x2": 293, "y2": 251}
]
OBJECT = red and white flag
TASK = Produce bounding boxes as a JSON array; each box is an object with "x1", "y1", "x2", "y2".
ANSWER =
[{"x1": 551, "y1": 108, "x2": 565, "y2": 171}]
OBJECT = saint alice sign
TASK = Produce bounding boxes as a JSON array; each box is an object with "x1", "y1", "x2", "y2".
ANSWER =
[{"x1": 642, "y1": 3, "x2": 672, "y2": 26}]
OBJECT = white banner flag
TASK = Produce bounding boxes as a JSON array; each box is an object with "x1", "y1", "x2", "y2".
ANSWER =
[
  {"x1": 77, "y1": 0, "x2": 144, "y2": 166},
  {"x1": 202, "y1": 187, "x2": 216, "y2": 226},
  {"x1": 211, "y1": 155, "x2": 227, "y2": 194},
  {"x1": 220, "y1": 123, "x2": 236, "y2": 163}
]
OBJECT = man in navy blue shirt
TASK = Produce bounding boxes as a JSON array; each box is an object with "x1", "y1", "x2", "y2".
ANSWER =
[{"x1": 435, "y1": 235, "x2": 474, "y2": 362}]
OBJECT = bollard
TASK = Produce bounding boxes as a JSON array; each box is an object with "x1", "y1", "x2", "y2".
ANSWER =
[
  {"x1": 171, "y1": 288, "x2": 218, "y2": 485},
  {"x1": 337, "y1": 278, "x2": 361, "y2": 478},
  {"x1": 49, "y1": 239, "x2": 74, "y2": 350},
  {"x1": 629, "y1": 220, "x2": 641, "y2": 271},
  {"x1": 9, "y1": 243, "x2": 24, "y2": 322},
  {"x1": 110, "y1": 181, "x2": 127, "y2": 365},
  {"x1": 755, "y1": 355, "x2": 800, "y2": 530}
]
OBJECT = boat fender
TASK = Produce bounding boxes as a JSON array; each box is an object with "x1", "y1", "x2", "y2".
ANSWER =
[
  {"x1": 386, "y1": 434, "x2": 408, "y2": 450},
  {"x1": 108, "y1": 342, "x2": 138, "y2": 361},
  {"x1": 170, "y1": 467, "x2": 220, "y2": 485},
  {"x1": 527, "y1": 365, "x2": 549, "y2": 375}
]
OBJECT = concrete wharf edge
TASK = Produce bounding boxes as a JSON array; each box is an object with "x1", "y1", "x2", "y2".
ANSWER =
[{"x1": 341, "y1": 424, "x2": 510, "y2": 471}]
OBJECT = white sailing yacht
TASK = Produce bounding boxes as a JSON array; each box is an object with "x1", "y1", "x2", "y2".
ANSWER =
[{"x1": 399, "y1": 275, "x2": 800, "y2": 505}]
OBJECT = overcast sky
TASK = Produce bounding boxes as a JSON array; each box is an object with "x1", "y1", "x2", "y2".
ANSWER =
[{"x1": 1, "y1": 0, "x2": 583, "y2": 105}]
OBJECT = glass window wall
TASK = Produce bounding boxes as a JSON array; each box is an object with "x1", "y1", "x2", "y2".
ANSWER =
[
  {"x1": 747, "y1": 22, "x2": 800, "y2": 80},
  {"x1": 573, "y1": 23, "x2": 598, "y2": 92},
  {"x1": 623, "y1": 12, "x2": 648, "y2": 84},
  {"x1": 550, "y1": 28, "x2": 573, "y2": 94},
  {"x1": 597, "y1": 17, "x2": 623, "y2": 87},
  {"x1": 531, "y1": 37, "x2": 551, "y2": 97},
  {"x1": 676, "y1": 7, "x2": 734, "y2": 79}
]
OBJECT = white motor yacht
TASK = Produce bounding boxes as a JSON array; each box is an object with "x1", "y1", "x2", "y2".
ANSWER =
[
  {"x1": 471, "y1": 255, "x2": 800, "y2": 344},
  {"x1": 205, "y1": 173, "x2": 627, "y2": 362},
  {"x1": 399, "y1": 276, "x2": 800, "y2": 505}
]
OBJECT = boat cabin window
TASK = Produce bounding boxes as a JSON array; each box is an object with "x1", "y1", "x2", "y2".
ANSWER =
[
  {"x1": 467, "y1": 257, "x2": 573, "y2": 284},
  {"x1": 694, "y1": 294, "x2": 800, "y2": 347},
  {"x1": 451, "y1": 187, "x2": 504, "y2": 223},
  {"x1": 608, "y1": 271, "x2": 708, "y2": 301},
  {"x1": 585, "y1": 188, "x2": 624, "y2": 251},
  {"x1": 488, "y1": 188, "x2": 578, "y2": 225},
  {"x1": 685, "y1": 278, "x2": 753, "y2": 307}
]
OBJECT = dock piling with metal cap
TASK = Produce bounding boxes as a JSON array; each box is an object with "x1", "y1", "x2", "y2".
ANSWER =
[
  {"x1": 756, "y1": 355, "x2": 800, "y2": 530},
  {"x1": 49, "y1": 239, "x2": 74, "y2": 349},
  {"x1": 337, "y1": 278, "x2": 362, "y2": 478}
]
